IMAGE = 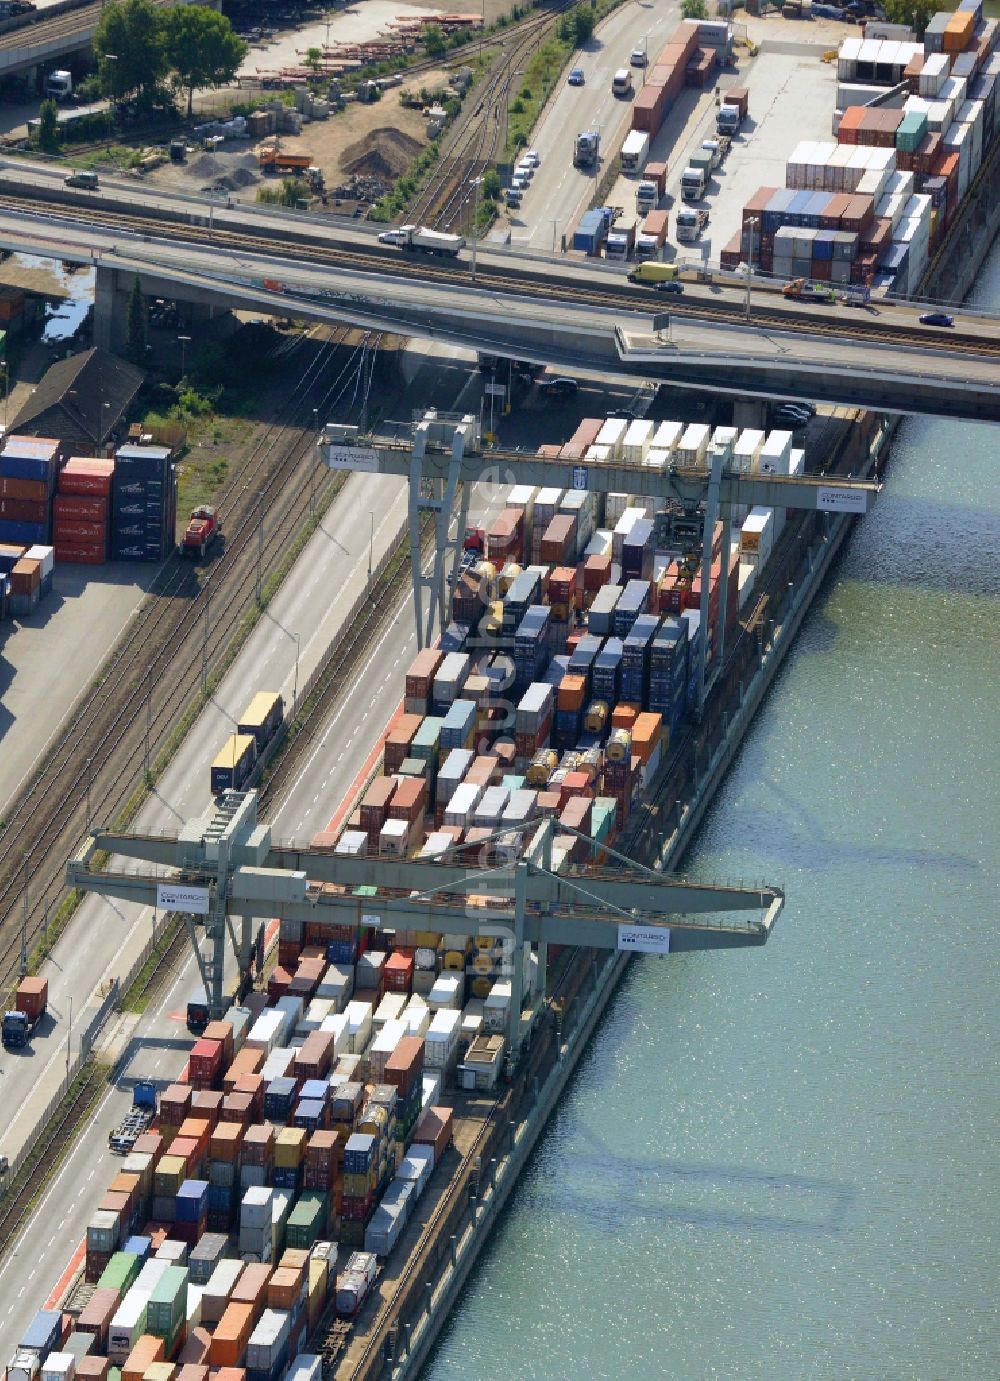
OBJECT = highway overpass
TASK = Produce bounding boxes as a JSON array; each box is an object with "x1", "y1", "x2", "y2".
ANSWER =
[
  {"x1": 0, "y1": 163, "x2": 998, "y2": 422},
  {"x1": 0, "y1": 0, "x2": 214, "y2": 80}
]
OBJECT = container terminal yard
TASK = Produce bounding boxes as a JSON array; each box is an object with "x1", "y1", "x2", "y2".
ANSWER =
[{"x1": 0, "y1": 0, "x2": 997, "y2": 1377}]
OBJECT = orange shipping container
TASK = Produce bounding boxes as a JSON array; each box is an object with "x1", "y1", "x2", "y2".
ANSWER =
[
  {"x1": 557, "y1": 674, "x2": 587, "y2": 713},
  {"x1": 176, "y1": 1368, "x2": 210, "y2": 1381},
  {"x1": 124, "y1": 1336, "x2": 166, "y2": 1381},
  {"x1": 208, "y1": 1304, "x2": 255, "y2": 1368},
  {"x1": 611, "y1": 704, "x2": 640, "y2": 730},
  {"x1": 76, "y1": 1362, "x2": 112, "y2": 1381},
  {"x1": 266, "y1": 1264, "x2": 306, "y2": 1310},
  {"x1": 231, "y1": 1263, "x2": 272, "y2": 1321},
  {"x1": 177, "y1": 1329, "x2": 212, "y2": 1366}
]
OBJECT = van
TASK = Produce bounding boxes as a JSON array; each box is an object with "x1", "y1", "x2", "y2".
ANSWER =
[
  {"x1": 612, "y1": 68, "x2": 633, "y2": 97},
  {"x1": 627, "y1": 262, "x2": 680, "y2": 284},
  {"x1": 64, "y1": 170, "x2": 99, "y2": 190}
]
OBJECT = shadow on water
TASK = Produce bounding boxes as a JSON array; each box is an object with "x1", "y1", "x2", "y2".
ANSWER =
[{"x1": 524, "y1": 1123, "x2": 856, "y2": 1238}]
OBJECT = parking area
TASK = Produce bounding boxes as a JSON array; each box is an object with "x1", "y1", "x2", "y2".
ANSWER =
[{"x1": 601, "y1": 41, "x2": 840, "y2": 266}]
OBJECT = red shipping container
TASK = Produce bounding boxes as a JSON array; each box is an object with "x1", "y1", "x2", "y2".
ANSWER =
[
  {"x1": 0, "y1": 476, "x2": 49, "y2": 501},
  {"x1": 412, "y1": 1105, "x2": 453, "y2": 1162},
  {"x1": 189, "y1": 1038, "x2": 224, "y2": 1089},
  {"x1": 387, "y1": 775, "x2": 426, "y2": 823},
  {"x1": 383, "y1": 950, "x2": 413, "y2": 993},
  {"x1": 405, "y1": 647, "x2": 443, "y2": 700},
  {"x1": 59, "y1": 457, "x2": 115, "y2": 496},
  {"x1": 0, "y1": 498, "x2": 48, "y2": 523},
  {"x1": 53, "y1": 493, "x2": 108, "y2": 522}
]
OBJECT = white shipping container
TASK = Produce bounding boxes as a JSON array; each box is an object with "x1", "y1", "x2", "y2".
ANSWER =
[
  {"x1": 247, "y1": 1309, "x2": 291, "y2": 1371},
  {"x1": 622, "y1": 419, "x2": 654, "y2": 462},
  {"x1": 344, "y1": 999, "x2": 374, "y2": 1052},
  {"x1": 427, "y1": 974, "x2": 463, "y2": 1010},
  {"x1": 201, "y1": 1259, "x2": 244, "y2": 1323},
  {"x1": 319, "y1": 1012, "x2": 350, "y2": 1054},
  {"x1": 484, "y1": 979, "x2": 513, "y2": 1032},
  {"x1": 41, "y1": 1355, "x2": 75, "y2": 1381},
  {"x1": 595, "y1": 418, "x2": 628, "y2": 457},
  {"x1": 740, "y1": 508, "x2": 774, "y2": 562},
  {"x1": 733, "y1": 429, "x2": 765, "y2": 472},
  {"x1": 444, "y1": 780, "x2": 482, "y2": 828},
  {"x1": 758, "y1": 431, "x2": 793, "y2": 476},
  {"x1": 373, "y1": 992, "x2": 408, "y2": 1029},
  {"x1": 246, "y1": 1008, "x2": 284, "y2": 1054}
]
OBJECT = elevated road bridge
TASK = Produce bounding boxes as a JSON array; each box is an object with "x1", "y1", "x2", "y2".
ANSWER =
[
  {"x1": 0, "y1": 0, "x2": 211, "y2": 79},
  {"x1": 0, "y1": 160, "x2": 997, "y2": 422}
]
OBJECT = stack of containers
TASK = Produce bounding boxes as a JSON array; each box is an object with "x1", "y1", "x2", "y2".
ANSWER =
[
  {"x1": 647, "y1": 616, "x2": 689, "y2": 732},
  {"x1": 111, "y1": 445, "x2": 175, "y2": 563},
  {"x1": 53, "y1": 458, "x2": 115, "y2": 564},
  {"x1": 529, "y1": 488, "x2": 563, "y2": 562},
  {"x1": 145, "y1": 1264, "x2": 188, "y2": 1356},
  {"x1": 515, "y1": 682, "x2": 554, "y2": 763},
  {"x1": 0, "y1": 436, "x2": 59, "y2": 546}
]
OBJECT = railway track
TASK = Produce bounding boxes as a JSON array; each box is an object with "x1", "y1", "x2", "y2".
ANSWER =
[
  {"x1": 406, "y1": 3, "x2": 573, "y2": 233},
  {"x1": 0, "y1": 324, "x2": 380, "y2": 993},
  {"x1": 0, "y1": 1062, "x2": 107, "y2": 1259},
  {"x1": 1, "y1": 189, "x2": 995, "y2": 358}
]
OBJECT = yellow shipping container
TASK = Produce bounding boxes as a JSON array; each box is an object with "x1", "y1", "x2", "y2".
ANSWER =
[
  {"x1": 442, "y1": 952, "x2": 465, "y2": 971},
  {"x1": 471, "y1": 976, "x2": 492, "y2": 999},
  {"x1": 144, "y1": 1365, "x2": 177, "y2": 1381},
  {"x1": 414, "y1": 931, "x2": 443, "y2": 949},
  {"x1": 274, "y1": 1127, "x2": 307, "y2": 1168}
]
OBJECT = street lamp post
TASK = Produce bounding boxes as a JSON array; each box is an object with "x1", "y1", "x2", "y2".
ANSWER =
[
  {"x1": 745, "y1": 217, "x2": 758, "y2": 321},
  {"x1": 368, "y1": 511, "x2": 374, "y2": 584},
  {"x1": 178, "y1": 333, "x2": 191, "y2": 380},
  {"x1": 292, "y1": 632, "x2": 300, "y2": 715}
]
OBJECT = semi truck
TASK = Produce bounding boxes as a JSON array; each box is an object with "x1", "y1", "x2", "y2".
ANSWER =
[
  {"x1": 717, "y1": 86, "x2": 748, "y2": 135},
  {"x1": 620, "y1": 130, "x2": 650, "y2": 175},
  {"x1": 378, "y1": 225, "x2": 465, "y2": 257},
  {"x1": 574, "y1": 130, "x2": 600, "y2": 169},
  {"x1": 676, "y1": 206, "x2": 709, "y2": 242},
  {"x1": 636, "y1": 159, "x2": 667, "y2": 212},
  {"x1": 634, "y1": 209, "x2": 669, "y2": 261},
  {"x1": 681, "y1": 165, "x2": 708, "y2": 201},
  {"x1": 109, "y1": 1081, "x2": 157, "y2": 1154},
  {"x1": 605, "y1": 221, "x2": 637, "y2": 261},
  {"x1": 2, "y1": 977, "x2": 48, "y2": 1049}
]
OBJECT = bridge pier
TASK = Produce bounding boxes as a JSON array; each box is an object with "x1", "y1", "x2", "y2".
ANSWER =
[
  {"x1": 95, "y1": 264, "x2": 236, "y2": 357},
  {"x1": 732, "y1": 398, "x2": 769, "y2": 430}
]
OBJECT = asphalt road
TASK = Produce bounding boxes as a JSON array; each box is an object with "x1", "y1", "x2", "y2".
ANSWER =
[
  {"x1": 0, "y1": 157, "x2": 996, "y2": 347},
  {"x1": 505, "y1": 0, "x2": 684, "y2": 253}
]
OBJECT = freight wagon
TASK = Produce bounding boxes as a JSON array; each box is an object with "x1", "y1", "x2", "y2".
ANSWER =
[
  {"x1": 211, "y1": 733, "x2": 257, "y2": 795},
  {"x1": 237, "y1": 692, "x2": 285, "y2": 753}
]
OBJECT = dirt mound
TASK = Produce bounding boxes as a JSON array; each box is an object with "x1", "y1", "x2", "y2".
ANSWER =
[{"x1": 342, "y1": 127, "x2": 422, "y2": 181}]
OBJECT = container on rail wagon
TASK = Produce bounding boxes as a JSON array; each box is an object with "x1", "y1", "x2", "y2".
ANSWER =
[
  {"x1": 211, "y1": 733, "x2": 257, "y2": 795},
  {"x1": 236, "y1": 692, "x2": 284, "y2": 752}
]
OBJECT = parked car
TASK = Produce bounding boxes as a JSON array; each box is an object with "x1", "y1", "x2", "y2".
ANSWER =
[
  {"x1": 521, "y1": 149, "x2": 540, "y2": 167},
  {"x1": 568, "y1": 67, "x2": 585, "y2": 86},
  {"x1": 774, "y1": 405, "x2": 812, "y2": 430},
  {"x1": 538, "y1": 377, "x2": 579, "y2": 398},
  {"x1": 919, "y1": 311, "x2": 954, "y2": 327},
  {"x1": 510, "y1": 173, "x2": 530, "y2": 192},
  {"x1": 514, "y1": 161, "x2": 534, "y2": 181},
  {"x1": 504, "y1": 188, "x2": 522, "y2": 208}
]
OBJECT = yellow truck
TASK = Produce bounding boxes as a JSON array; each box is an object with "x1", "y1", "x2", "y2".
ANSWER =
[{"x1": 627, "y1": 261, "x2": 680, "y2": 284}]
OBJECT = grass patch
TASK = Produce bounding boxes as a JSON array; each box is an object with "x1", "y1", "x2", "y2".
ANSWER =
[{"x1": 121, "y1": 917, "x2": 183, "y2": 1013}]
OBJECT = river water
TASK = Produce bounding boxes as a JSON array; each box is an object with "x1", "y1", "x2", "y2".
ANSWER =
[{"x1": 423, "y1": 240, "x2": 1000, "y2": 1379}]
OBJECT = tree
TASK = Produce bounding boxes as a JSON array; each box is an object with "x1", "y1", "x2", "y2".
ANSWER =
[
  {"x1": 574, "y1": 7, "x2": 595, "y2": 44},
  {"x1": 879, "y1": 0, "x2": 935, "y2": 35},
  {"x1": 164, "y1": 6, "x2": 248, "y2": 117},
  {"x1": 93, "y1": 0, "x2": 170, "y2": 107},
  {"x1": 37, "y1": 99, "x2": 60, "y2": 154},
  {"x1": 481, "y1": 169, "x2": 501, "y2": 201},
  {"x1": 304, "y1": 47, "x2": 322, "y2": 75},
  {"x1": 681, "y1": 0, "x2": 707, "y2": 18},
  {"x1": 126, "y1": 274, "x2": 147, "y2": 366},
  {"x1": 423, "y1": 24, "x2": 446, "y2": 58}
]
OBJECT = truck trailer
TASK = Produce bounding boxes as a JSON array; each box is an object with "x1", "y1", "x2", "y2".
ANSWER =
[
  {"x1": 379, "y1": 225, "x2": 465, "y2": 256},
  {"x1": 620, "y1": 130, "x2": 650, "y2": 175},
  {"x1": 2, "y1": 977, "x2": 48, "y2": 1048}
]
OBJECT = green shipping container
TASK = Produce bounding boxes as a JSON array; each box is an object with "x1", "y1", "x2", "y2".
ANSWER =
[
  {"x1": 98, "y1": 1252, "x2": 142, "y2": 1295},
  {"x1": 411, "y1": 717, "x2": 443, "y2": 761},
  {"x1": 146, "y1": 1265, "x2": 188, "y2": 1332},
  {"x1": 286, "y1": 1191, "x2": 329, "y2": 1249}
]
